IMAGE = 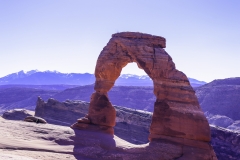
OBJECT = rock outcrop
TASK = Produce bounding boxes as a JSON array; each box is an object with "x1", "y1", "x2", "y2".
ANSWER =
[
  {"x1": 73, "y1": 32, "x2": 210, "y2": 140},
  {"x1": 2, "y1": 109, "x2": 34, "y2": 120},
  {"x1": 35, "y1": 98, "x2": 152, "y2": 144},
  {"x1": 5, "y1": 99, "x2": 240, "y2": 159},
  {"x1": 1, "y1": 109, "x2": 46, "y2": 123},
  {"x1": 70, "y1": 32, "x2": 216, "y2": 159},
  {"x1": 35, "y1": 97, "x2": 89, "y2": 126},
  {"x1": 24, "y1": 116, "x2": 47, "y2": 124}
]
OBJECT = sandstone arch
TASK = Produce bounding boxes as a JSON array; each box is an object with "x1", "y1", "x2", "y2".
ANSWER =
[{"x1": 72, "y1": 32, "x2": 210, "y2": 142}]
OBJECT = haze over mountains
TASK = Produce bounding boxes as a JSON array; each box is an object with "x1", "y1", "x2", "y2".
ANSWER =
[
  {"x1": 196, "y1": 78, "x2": 240, "y2": 120},
  {"x1": 0, "y1": 70, "x2": 206, "y2": 87},
  {"x1": 196, "y1": 77, "x2": 240, "y2": 132},
  {"x1": 0, "y1": 71, "x2": 240, "y2": 159},
  {"x1": 0, "y1": 70, "x2": 239, "y2": 132}
]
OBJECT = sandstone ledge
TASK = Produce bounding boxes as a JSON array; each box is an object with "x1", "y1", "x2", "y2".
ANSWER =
[
  {"x1": 112, "y1": 32, "x2": 166, "y2": 48},
  {"x1": 3, "y1": 102, "x2": 240, "y2": 159},
  {"x1": 0, "y1": 117, "x2": 216, "y2": 160}
]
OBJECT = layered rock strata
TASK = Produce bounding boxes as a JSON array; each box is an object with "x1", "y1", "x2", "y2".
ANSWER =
[
  {"x1": 35, "y1": 98, "x2": 152, "y2": 144},
  {"x1": 73, "y1": 32, "x2": 210, "y2": 142},
  {"x1": 35, "y1": 97, "x2": 89, "y2": 126}
]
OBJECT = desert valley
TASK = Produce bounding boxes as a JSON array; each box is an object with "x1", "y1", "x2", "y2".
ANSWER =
[{"x1": 1, "y1": 1, "x2": 240, "y2": 159}]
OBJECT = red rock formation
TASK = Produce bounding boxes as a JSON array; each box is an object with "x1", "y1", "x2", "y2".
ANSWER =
[{"x1": 72, "y1": 32, "x2": 210, "y2": 144}]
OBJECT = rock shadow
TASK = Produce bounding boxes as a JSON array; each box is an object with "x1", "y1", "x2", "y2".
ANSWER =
[
  {"x1": 114, "y1": 122, "x2": 149, "y2": 144},
  {"x1": 70, "y1": 129, "x2": 117, "y2": 160}
]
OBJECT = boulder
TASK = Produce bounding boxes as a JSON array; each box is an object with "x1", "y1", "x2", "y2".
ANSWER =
[{"x1": 24, "y1": 116, "x2": 47, "y2": 124}]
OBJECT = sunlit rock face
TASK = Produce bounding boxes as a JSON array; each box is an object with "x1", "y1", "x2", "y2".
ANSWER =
[
  {"x1": 73, "y1": 32, "x2": 210, "y2": 141},
  {"x1": 71, "y1": 32, "x2": 216, "y2": 159}
]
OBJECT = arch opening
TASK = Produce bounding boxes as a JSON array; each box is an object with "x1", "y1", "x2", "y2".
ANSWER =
[
  {"x1": 115, "y1": 62, "x2": 153, "y2": 86},
  {"x1": 109, "y1": 62, "x2": 154, "y2": 112}
]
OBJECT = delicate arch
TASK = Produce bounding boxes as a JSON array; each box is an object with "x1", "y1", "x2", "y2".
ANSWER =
[{"x1": 72, "y1": 32, "x2": 210, "y2": 142}]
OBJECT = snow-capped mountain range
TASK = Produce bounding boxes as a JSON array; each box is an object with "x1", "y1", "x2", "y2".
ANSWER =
[{"x1": 0, "y1": 70, "x2": 206, "y2": 87}]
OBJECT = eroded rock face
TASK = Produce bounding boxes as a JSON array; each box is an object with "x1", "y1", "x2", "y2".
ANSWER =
[
  {"x1": 35, "y1": 97, "x2": 89, "y2": 126},
  {"x1": 87, "y1": 92, "x2": 116, "y2": 127},
  {"x1": 74, "y1": 32, "x2": 210, "y2": 142}
]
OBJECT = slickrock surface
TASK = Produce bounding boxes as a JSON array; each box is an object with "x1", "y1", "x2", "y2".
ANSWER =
[
  {"x1": 35, "y1": 97, "x2": 217, "y2": 159},
  {"x1": 0, "y1": 117, "x2": 217, "y2": 160},
  {"x1": 4, "y1": 104, "x2": 240, "y2": 159},
  {"x1": 0, "y1": 149, "x2": 73, "y2": 160},
  {"x1": 73, "y1": 32, "x2": 211, "y2": 151}
]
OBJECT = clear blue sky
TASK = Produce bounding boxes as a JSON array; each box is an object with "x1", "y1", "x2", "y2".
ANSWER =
[{"x1": 0, "y1": 0, "x2": 240, "y2": 82}]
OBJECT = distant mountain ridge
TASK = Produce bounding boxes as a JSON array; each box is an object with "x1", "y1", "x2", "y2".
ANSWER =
[
  {"x1": 0, "y1": 70, "x2": 95, "y2": 86},
  {"x1": 0, "y1": 70, "x2": 206, "y2": 87},
  {"x1": 196, "y1": 77, "x2": 240, "y2": 121},
  {"x1": 1, "y1": 77, "x2": 240, "y2": 132}
]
